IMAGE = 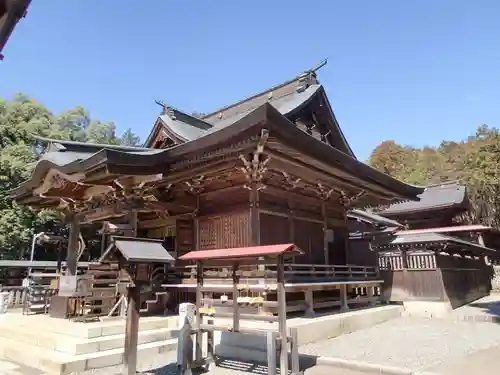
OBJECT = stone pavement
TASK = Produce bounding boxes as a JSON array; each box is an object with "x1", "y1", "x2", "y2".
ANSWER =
[{"x1": 427, "y1": 344, "x2": 500, "y2": 375}]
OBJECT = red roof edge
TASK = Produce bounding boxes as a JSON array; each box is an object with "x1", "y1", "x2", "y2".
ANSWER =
[{"x1": 178, "y1": 243, "x2": 303, "y2": 262}]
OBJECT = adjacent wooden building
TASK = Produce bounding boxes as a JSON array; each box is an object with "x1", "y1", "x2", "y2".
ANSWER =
[{"x1": 348, "y1": 182, "x2": 500, "y2": 314}]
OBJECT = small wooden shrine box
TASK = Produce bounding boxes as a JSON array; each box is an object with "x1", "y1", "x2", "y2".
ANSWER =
[
  {"x1": 99, "y1": 236, "x2": 175, "y2": 375},
  {"x1": 99, "y1": 236, "x2": 175, "y2": 285}
]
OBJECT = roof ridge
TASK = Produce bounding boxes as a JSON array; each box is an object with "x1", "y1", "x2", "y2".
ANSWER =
[
  {"x1": 201, "y1": 59, "x2": 328, "y2": 120},
  {"x1": 162, "y1": 105, "x2": 213, "y2": 130}
]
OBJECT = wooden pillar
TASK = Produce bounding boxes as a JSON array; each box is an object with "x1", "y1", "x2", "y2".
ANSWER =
[
  {"x1": 66, "y1": 215, "x2": 80, "y2": 276},
  {"x1": 249, "y1": 183, "x2": 260, "y2": 246},
  {"x1": 129, "y1": 210, "x2": 138, "y2": 237},
  {"x1": 402, "y1": 249, "x2": 409, "y2": 269},
  {"x1": 194, "y1": 195, "x2": 200, "y2": 251},
  {"x1": 232, "y1": 263, "x2": 240, "y2": 332},
  {"x1": 195, "y1": 261, "x2": 203, "y2": 362},
  {"x1": 288, "y1": 199, "x2": 295, "y2": 262},
  {"x1": 367, "y1": 285, "x2": 376, "y2": 306},
  {"x1": 304, "y1": 288, "x2": 315, "y2": 317},
  {"x1": 290, "y1": 327, "x2": 300, "y2": 375},
  {"x1": 276, "y1": 255, "x2": 288, "y2": 375},
  {"x1": 123, "y1": 284, "x2": 140, "y2": 375},
  {"x1": 340, "y1": 284, "x2": 349, "y2": 312},
  {"x1": 266, "y1": 331, "x2": 277, "y2": 375},
  {"x1": 342, "y1": 210, "x2": 349, "y2": 265},
  {"x1": 322, "y1": 203, "x2": 328, "y2": 265}
]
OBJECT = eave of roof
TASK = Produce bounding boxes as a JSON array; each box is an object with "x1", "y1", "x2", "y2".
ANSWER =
[
  {"x1": 9, "y1": 139, "x2": 163, "y2": 197},
  {"x1": 347, "y1": 209, "x2": 404, "y2": 228},
  {"x1": 11, "y1": 102, "x2": 425, "y2": 203},
  {"x1": 0, "y1": 0, "x2": 31, "y2": 57}
]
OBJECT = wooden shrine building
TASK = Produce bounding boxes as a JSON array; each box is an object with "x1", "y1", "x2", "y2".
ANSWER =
[
  {"x1": 9, "y1": 63, "x2": 425, "y2": 316},
  {"x1": 348, "y1": 181, "x2": 500, "y2": 315}
]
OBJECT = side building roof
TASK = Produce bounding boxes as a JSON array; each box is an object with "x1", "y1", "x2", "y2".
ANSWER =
[{"x1": 376, "y1": 181, "x2": 468, "y2": 217}]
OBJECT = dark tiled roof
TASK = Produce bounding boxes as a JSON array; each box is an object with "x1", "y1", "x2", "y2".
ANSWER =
[
  {"x1": 100, "y1": 237, "x2": 175, "y2": 264},
  {"x1": 373, "y1": 231, "x2": 496, "y2": 256},
  {"x1": 145, "y1": 83, "x2": 322, "y2": 145},
  {"x1": 148, "y1": 60, "x2": 354, "y2": 156},
  {"x1": 378, "y1": 181, "x2": 467, "y2": 216}
]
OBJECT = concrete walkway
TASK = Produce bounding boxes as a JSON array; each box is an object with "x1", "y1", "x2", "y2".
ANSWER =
[{"x1": 427, "y1": 344, "x2": 500, "y2": 375}]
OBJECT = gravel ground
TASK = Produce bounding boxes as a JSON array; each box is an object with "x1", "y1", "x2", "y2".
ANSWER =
[{"x1": 299, "y1": 316, "x2": 500, "y2": 371}]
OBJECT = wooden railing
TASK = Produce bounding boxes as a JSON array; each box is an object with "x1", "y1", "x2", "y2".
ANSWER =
[
  {"x1": 0, "y1": 286, "x2": 28, "y2": 308},
  {"x1": 179, "y1": 263, "x2": 379, "y2": 284}
]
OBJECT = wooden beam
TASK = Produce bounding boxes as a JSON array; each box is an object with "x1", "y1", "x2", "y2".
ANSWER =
[
  {"x1": 199, "y1": 184, "x2": 246, "y2": 198},
  {"x1": 266, "y1": 149, "x2": 398, "y2": 200},
  {"x1": 163, "y1": 159, "x2": 239, "y2": 185},
  {"x1": 264, "y1": 185, "x2": 343, "y2": 213},
  {"x1": 139, "y1": 215, "x2": 190, "y2": 229},
  {"x1": 259, "y1": 207, "x2": 346, "y2": 227}
]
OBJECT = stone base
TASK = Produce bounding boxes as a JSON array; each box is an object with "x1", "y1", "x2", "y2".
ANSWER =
[{"x1": 213, "y1": 305, "x2": 403, "y2": 363}]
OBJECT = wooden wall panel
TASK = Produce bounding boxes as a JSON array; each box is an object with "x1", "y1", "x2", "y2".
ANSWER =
[
  {"x1": 291, "y1": 219, "x2": 324, "y2": 264},
  {"x1": 260, "y1": 213, "x2": 289, "y2": 246},
  {"x1": 309, "y1": 221, "x2": 324, "y2": 264},
  {"x1": 199, "y1": 212, "x2": 250, "y2": 250},
  {"x1": 176, "y1": 219, "x2": 194, "y2": 257},
  {"x1": 293, "y1": 219, "x2": 310, "y2": 264}
]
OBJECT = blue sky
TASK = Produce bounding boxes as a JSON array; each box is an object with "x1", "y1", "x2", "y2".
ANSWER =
[{"x1": 1, "y1": 0, "x2": 499, "y2": 161}]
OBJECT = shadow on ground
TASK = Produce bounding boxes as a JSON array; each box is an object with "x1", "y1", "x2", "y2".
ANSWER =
[
  {"x1": 466, "y1": 300, "x2": 500, "y2": 322},
  {"x1": 146, "y1": 354, "x2": 319, "y2": 374}
]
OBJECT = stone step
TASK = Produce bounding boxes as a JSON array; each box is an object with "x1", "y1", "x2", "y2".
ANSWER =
[
  {"x1": 0, "y1": 313, "x2": 178, "y2": 338},
  {"x1": 0, "y1": 324, "x2": 179, "y2": 355},
  {"x1": 0, "y1": 336, "x2": 178, "y2": 375}
]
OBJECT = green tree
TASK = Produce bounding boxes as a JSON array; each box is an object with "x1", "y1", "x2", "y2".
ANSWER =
[
  {"x1": 368, "y1": 124, "x2": 500, "y2": 227},
  {"x1": 0, "y1": 94, "x2": 141, "y2": 260},
  {"x1": 120, "y1": 128, "x2": 141, "y2": 146}
]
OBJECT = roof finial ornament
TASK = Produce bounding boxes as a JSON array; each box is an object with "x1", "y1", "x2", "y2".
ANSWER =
[
  {"x1": 297, "y1": 59, "x2": 327, "y2": 92},
  {"x1": 155, "y1": 100, "x2": 167, "y2": 115},
  {"x1": 310, "y1": 58, "x2": 328, "y2": 73}
]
